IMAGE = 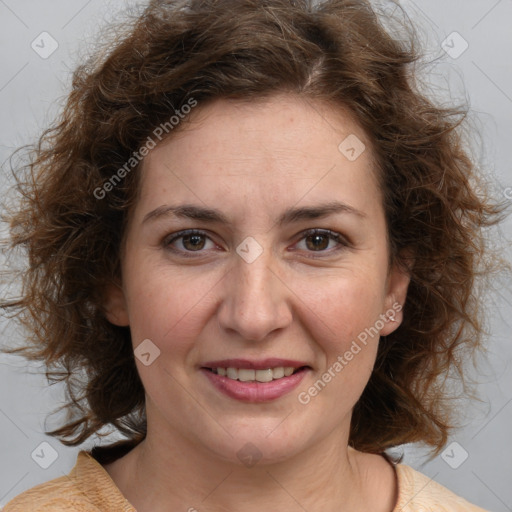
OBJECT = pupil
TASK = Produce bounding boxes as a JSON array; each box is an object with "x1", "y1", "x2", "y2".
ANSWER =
[
  {"x1": 307, "y1": 234, "x2": 328, "y2": 251},
  {"x1": 184, "y1": 234, "x2": 204, "y2": 250}
]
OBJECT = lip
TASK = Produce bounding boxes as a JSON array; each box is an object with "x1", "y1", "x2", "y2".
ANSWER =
[
  {"x1": 200, "y1": 358, "x2": 311, "y2": 370},
  {"x1": 201, "y1": 366, "x2": 310, "y2": 402}
]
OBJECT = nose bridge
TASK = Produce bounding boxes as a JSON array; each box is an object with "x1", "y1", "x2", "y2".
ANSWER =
[
  {"x1": 217, "y1": 242, "x2": 292, "y2": 341},
  {"x1": 237, "y1": 247, "x2": 275, "y2": 299}
]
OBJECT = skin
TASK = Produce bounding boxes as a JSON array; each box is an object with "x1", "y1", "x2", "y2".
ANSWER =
[{"x1": 103, "y1": 93, "x2": 411, "y2": 512}]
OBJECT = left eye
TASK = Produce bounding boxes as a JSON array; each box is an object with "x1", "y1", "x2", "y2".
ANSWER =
[
  {"x1": 164, "y1": 229, "x2": 348, "y2": 256},
  {"x1": 295, "y1": 228, "x2": 347, "y2": 253}
]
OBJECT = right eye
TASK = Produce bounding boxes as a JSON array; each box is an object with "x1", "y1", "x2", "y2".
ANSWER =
[{"x1": 164, "y1": 229, "x2": 218, "y2": 256}]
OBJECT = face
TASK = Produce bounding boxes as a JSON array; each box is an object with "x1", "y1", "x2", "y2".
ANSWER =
[{"x1": 105, "y1": 94, "x2": 410, "y2": 465}]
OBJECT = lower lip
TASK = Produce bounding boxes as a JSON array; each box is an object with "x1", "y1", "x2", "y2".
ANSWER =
[{"x1": 201, "y1": 368, "x2": 309, "y2": 402}]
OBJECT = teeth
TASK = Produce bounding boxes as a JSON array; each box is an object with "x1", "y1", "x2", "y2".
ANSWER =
[
  {"x1": 284, "y1": 367, "x2": 294, "y2": 377},
  {"x1": 213, "y1": 366, "x2": 300, "y2": 382},
  {"x1": 238, "y1": 369, "x2": 255, "y2": 382},
  {"x1": 255, "y1": 369, "x2": 273, "y2": 382},
  {"x1": 273, "y1": 367, "x2": 285, "y2": 379}
]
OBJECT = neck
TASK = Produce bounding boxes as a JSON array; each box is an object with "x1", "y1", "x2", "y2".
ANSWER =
[{"x1": 103, "y1": 417, "x2": 395, "y2": 512}]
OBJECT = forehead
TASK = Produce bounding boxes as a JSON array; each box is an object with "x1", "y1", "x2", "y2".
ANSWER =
[{"x1": 134, "y1": 94, "x2": 382, "y2": 223}]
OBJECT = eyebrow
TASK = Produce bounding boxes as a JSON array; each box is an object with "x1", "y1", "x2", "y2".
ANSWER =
[{"x1": 142, "y1": 201, "x2": 366, "y2": 226}]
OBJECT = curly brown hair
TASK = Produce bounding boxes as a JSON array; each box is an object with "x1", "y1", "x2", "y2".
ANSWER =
[{"x1": 0, "y1": 0, "x2": 507, "y2": 456}]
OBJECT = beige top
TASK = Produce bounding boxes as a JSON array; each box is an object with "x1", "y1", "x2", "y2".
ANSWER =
[{"x1": 3, "y1": 451, "x2": 489, "y2": 511}]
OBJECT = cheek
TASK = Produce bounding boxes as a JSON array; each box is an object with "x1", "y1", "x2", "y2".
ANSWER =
[
  {"x1": 292, "y1": 273, "x2": 385, "y2": 411},
  {"x1": 124, "y1": 264, "x2": 220, "y2": 351},
  {"x1": 295, "y1": 269, "x2": 387, "y2": 350}
]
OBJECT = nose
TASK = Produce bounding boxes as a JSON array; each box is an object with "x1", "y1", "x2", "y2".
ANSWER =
[{"x1": 216, "y1": 245, "x2": 293, "y2": 342}]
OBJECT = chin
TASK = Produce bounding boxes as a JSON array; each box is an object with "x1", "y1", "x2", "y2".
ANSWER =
[{"x1": 200, "y1": 422, "x2": 312, "y2": 467}]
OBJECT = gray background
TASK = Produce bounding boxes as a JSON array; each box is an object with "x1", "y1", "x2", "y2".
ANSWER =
[{"x1": 0, "y1": 0, "x2": 511, "y2": 510}]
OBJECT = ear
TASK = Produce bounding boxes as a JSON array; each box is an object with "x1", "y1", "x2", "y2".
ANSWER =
[
  {"x1": 102, "y1": 282, "x2": 130, "y2": 327},
  {"x1": 379, "y1": 254, "x2": 413, "y2": 336}
]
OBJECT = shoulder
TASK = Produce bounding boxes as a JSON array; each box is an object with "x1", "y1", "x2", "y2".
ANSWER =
[
  {"x1": 3, "y1": 451, "x2": 135, "y2": 512},
  {"x1": 2, "y1": 474, "x2": 97, "y2": 512},
  {"x1": 394, "y1": 463, "x2": 489, "y2": 512}
]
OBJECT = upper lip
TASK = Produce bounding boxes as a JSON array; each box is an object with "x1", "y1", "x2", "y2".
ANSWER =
[{"x1": 201, "y1": 358, "x2": 311, "y2": 370}]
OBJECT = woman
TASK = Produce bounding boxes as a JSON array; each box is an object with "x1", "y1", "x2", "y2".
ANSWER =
[{"x1": 1, "y1": 0, "x2": 507, "y2": 510}]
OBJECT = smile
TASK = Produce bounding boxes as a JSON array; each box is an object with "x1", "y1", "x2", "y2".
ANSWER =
[
  {"x1": 207, "y1": 366, "x2": 304, "y2": 382},
  {"x1": 200, "y1": 359, "x2": 311, "y2": 402}
]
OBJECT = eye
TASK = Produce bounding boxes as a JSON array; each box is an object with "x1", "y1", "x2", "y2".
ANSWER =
[
  {"x1": 164, "y1": 228, "x2": 350, "y2": 258},
  {"x1": 293, "y1": 228, "x2": 350, "y2": 256},
  {"x1": 164, "y1": 229, "x2": 217, "y2": 255}
]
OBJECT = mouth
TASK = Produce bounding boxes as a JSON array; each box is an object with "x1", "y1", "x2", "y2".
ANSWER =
[
  {"x1": 199, "y1": 358, "x2": 312, "y2": 401},
  {"x1": 203, "y1": 365, "x2": 310, "y2": 382}
]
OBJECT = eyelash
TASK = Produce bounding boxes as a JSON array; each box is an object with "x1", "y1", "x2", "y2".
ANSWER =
[{"x1": 163, "y1": 228, "x2": 351, "y2": 259}]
